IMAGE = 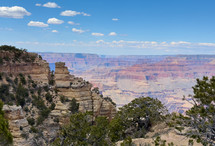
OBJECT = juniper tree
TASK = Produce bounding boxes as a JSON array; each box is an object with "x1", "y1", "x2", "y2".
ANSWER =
[{"x1": 171, "y1": 76, "x2": 215, "y2": 145}]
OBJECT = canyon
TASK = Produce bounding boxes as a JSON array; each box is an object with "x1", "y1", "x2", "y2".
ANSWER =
[{"x1": 40, "y1": 53, "x2": 215, "y2": 113}]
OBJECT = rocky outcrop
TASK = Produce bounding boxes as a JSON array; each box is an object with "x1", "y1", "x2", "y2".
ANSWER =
[{"x1": 54, "y1": 62, "x2": 116, "y2": 119}]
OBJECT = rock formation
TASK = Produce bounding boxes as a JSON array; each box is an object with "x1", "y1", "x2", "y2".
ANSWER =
[{"x1": 54, "y1": 62, "x2": 116, "y2": 119}]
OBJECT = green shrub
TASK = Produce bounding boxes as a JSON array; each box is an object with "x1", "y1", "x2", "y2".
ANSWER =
[
  {"x1": 60, "y1": 95, "x2": 66, "y2": 103},
  {"x1": 0, "y1": 73, "x2": 2, "y2": 80},
  {"x1": 49, "y1": 71, "x2": 55, "y2": 86},
  {"x1": 49, "y1": 102, "x2": 56, "y2": 110},
  {"x1": 0, "y1": 84, "x2": 10, "y2": 102},
  {"x1": 27, "y1": 117, "x2": 35, "y2": 126},
  {"x1": 45, "y1": 92, "x2": 53, "y2": 102},
  {"x1": 32, "y1": 96, "x2": 46, "y2": 110},
  {"x1": 6, "y1": 76, "x2": 13, "y2": 83},
  {"x1": 32, "y1": 82, "x2": 37, "y2": 88},
  {"x1": 40, "y1": 108, "x2": 51, "y2": 118},
  {"x1": 16, "y1": 84, "x2": 29, "y2": 98},
  {"x1": 24, "y1": 107, "x2": 29, "y2": 112},
  {"x1": 14, "y1": 77, "x2": 18, "y2": 85},
  {"x1": 3, "y1": 56, "x2": 10, "y2": 61},
  {"x1": 54, "y1": 118, "x2": 59, "y2": 123},
  {"x1": 0, "y1": 57, "x2": 3, "y2": 65},
  {"x1": 16, "y1": 95, "x2": 25, "y2": 107},
  {"x1": 19, "y1": 74, "x2": 26, "y2": 85},
  {"x1": 43, "y1": 85, "x2": 49, "y2": 92},
  {"x1": 36, "y1": 116, "x2": 45, "y2": 125},
  {"x1": 30, "y1": 126, "x2": 38, "y2": 133},
  {"x1": 69, "y1": 98, "x2": 79, "y2": 114},
  {"x1": 37, "y1": 87, "x2": 42, "y2": 96}
]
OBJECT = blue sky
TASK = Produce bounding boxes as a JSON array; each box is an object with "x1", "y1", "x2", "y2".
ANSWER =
[{"x1": 0, "y1": 0, "x2": 215, "y2": 55}]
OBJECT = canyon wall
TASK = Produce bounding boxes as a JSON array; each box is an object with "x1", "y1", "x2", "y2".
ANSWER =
[{"x1": 40, "y1": 53, "x2": 215, "y2": 113}]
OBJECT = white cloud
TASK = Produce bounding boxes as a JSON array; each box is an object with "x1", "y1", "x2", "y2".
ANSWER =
[
  {"x1": 92, "y1": 33, "x2": 104, "y2": 36},
  {"x1": 61, "y1": 10, "x2": 90, "y2": 17},
  {"x1": 47, "y1": 18, "x2": 64, "y2": 24},
  {"x1": 0, "y1": 6, "x2": 31, "y2": 19},
  {"x1": 109, "y1": 32, "x2": 117, "y2": 36},
  {"x1": 43, "y1": 2, "x2": 60, "y2": 8},
  {"x1": 35, "y1": 4, "x2": 41, "y2": 7},
  {"x1": 198, "y1": 43, "x2": 215, "y2": 47},
  {"x1": 28, "y1": 21, "x2": 49, "y2": 27},
  {"x1": 52, "y1": 30, "x2": 58, "y2": 33},
  {"x1": 68, "y1": 21, "x2": 80, "y2": 25},
  {"x1": 112, "y1": 18, "x2": 119, "y2": 21},
  {"x1": 72, "y1": 28, "x2": 85, "y2": 33}
]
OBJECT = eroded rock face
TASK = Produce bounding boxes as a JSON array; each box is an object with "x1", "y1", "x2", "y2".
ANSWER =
[{"x1": 55, "y1": 62, "x2": 116, "y2": 119}]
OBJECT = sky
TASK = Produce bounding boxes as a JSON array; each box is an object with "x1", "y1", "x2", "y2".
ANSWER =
[{"x1": 0, "y1": 0, "x2": 215, "y2": 55}]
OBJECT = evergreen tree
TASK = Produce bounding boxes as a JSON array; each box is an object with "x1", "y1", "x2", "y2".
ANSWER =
[
  {"x1": 109, "y1": 97, "x2": 167, "y2": 141},
  {"x1": 172, "y1": 76, "x2": 215, "y2": 145},
  {"x1": 69, "y1": 98, "x2": 79, "y2": 114}
]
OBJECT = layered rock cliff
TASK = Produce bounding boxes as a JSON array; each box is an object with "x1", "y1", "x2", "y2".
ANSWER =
[
  {"x1": 54, "y1": 62, "x2": 116, "y2": 119},
  {"x1": 0, "y1": 49, "x2": 50, "y2": 84}
]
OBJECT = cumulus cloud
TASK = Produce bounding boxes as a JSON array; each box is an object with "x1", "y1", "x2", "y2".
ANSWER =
[
  {"x1": 92, "y1": 33, "x2": 104, "y2": 36},
  {"x1": 0, "y1": 6, "x2": 31, "y2": 19},
  {"x1": 36, "y1": 2, "x2": 60, "y2": 8},
  {"x1": 109, "y1": 32, "x2": 117, "y2": 36},
  {"x1": 28, "y1": 21, "x2": 49, "y2": 27},
  {"x1": 52, "y1": 30, "x2": 58, "y2": 33},
  {"x1": 72, "y1": 28, "x2": 85, "y2": 33},
  {"x1": 112, "y1": 18, "x2": 119, "y2": 21},
  {"x1": 43, "y1": 2, "x2": 60, "y2": 8},
  {"x1": 61, "y1": 10, "x2": 90, "y2": 17},
  {"x1": 47, "y1": 18, "x2": 64, "y2": 24},
  {"x1": 68, "y1": 21, "x2": 80, "y2": 25}
]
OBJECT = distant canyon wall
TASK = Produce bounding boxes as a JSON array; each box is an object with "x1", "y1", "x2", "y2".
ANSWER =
[{"x1": 40, "y1": 53, "x2": 215, "y2": 113}]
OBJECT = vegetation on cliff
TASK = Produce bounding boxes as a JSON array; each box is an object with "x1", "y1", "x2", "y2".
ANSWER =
[
  {"x1": 52, "y1": 96, "x2": 167, "y2": 145},
  {"x1": 0, "y1": 45, "x2": 41, "y2": 64},
  {"x1": 0, "y1": 100, "x2": 13, "y2": 145},
  {"x1": 0, "y1": 72, "x2": 59, "y2": 134}
]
